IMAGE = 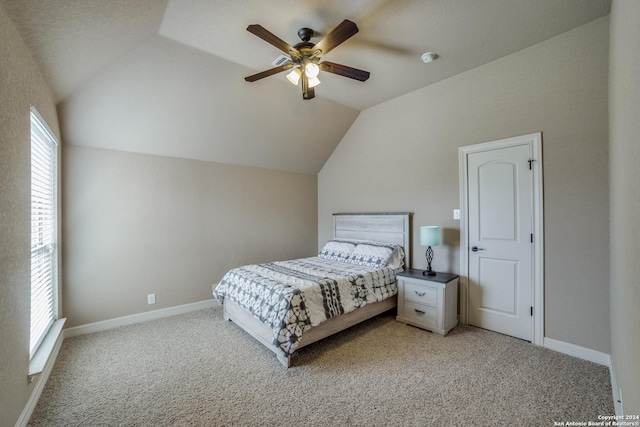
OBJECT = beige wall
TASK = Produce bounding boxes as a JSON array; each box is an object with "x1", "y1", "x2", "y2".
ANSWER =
[
  {"x1": 56, "y1": 34, "x2": 360, "y2": 176},
  {"x1": 609, "y1": 0, "x2": 640, "y2": 414},
  {"x1": 0, "y1": 3, "x2": 60, "y2": 425},
  {"x1": 319, "y1": 18, "x2": 610, "y2": 353},
  {"x1": 62, "y1": 145, "x2": 317, "y2": 327}
]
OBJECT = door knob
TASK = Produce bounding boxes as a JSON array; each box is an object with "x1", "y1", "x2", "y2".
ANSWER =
[{"x1": 471, "y1": 246, "x2": 486, "y2": 252}]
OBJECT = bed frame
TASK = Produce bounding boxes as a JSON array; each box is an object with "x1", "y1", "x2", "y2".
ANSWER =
[{"x1": 221, "y1": 212, "x2": 412, "y2": 367}]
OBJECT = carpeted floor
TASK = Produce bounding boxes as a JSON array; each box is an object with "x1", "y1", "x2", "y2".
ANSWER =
[{"x1": 28, "y1": 306, "x2": 614, "y2": 426}]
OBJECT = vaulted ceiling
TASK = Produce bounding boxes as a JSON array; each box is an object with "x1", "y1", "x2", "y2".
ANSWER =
[{"x1": 2, "y1": 0, "x2": 611, "y2": 174}]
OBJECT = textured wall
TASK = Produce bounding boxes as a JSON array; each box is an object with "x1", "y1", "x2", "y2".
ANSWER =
[
  {"x1": 62, "y1": 146, "x2": 317, "y2": 327},
  {"x1": 0, "y1": 3, "x2": 59, "y2": 425},
  {"x1": 609, "y1": 0, "x2": 640, "y2": 414},
  {"x1": 319, "y1": 18, "x2": 610, "y2": 353}
]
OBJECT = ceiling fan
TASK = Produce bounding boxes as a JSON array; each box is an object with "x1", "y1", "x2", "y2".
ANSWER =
[{"x1": 244, "y1": 19, "x2": 370, "y2": 100}]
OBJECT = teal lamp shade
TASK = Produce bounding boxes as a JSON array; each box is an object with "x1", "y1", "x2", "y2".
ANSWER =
[
  {"x1": 420, "y1": 226, "x2": 441, "y2": 247},
  {"x1": 420, "y1": 226, "x2": 440, "y2": 275}
]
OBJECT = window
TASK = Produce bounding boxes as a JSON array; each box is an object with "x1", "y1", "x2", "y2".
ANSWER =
[{"x1": 30, "y1": 106, "x2": 58, "y2": 359}]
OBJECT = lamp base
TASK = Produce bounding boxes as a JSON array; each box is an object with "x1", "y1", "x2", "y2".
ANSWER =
[{"x1": 423, "y1": 246, "x2": 436, "y2": 276}]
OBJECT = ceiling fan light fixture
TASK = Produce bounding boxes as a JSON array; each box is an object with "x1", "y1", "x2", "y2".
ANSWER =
[
  {"x1": 308, "y1": 76, "x2": 321, "y2": 88},
  {"x1": 244, "y1": 20, "x2": 369, "y2": 100},
  {"x1": 304, "y1": 62, "x2": 320, "y2": 78},
  {"x1": 286, "y1": 68, "x2": 301, "y2": 85}
]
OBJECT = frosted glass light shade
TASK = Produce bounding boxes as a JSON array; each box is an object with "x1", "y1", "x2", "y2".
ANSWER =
[
  {"x1": 286, "y1": 68, "x2": 301, "y2": 85},
  {"x1": 305, "y1": 62, "x2": 320, "y2": 78},
  {"x1": 420, "y1": 226, "x2": 440, "y2": 246},
  {"x1": 308, "y1": 76, "x2": 321, "y2": 88}
]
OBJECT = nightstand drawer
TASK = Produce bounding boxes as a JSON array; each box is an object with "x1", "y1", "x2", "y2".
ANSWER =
[
  {"x1": 403, "y1": 301, "x2": 438, "y2": 328},
  {"x1": 405, "y1": 281, "x2": 437, "y2": 306}
]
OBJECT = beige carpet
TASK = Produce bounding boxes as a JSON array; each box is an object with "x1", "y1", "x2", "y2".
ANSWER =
[{"x1": 28, "y1": 306, "x2": 613, "y2": 426}]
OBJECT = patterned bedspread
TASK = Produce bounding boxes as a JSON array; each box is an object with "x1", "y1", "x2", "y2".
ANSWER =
[{"x1": 213, "y1": 257, "x2": 397, "y2": 356}]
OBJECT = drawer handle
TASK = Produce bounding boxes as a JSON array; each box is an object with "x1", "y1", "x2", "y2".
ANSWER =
[
  {"x1": 414, "y1": 309, "x2": 426, "y2": 315},
  {"x1": 414, "y1": 290, "x2": 426, "y2": 297}
]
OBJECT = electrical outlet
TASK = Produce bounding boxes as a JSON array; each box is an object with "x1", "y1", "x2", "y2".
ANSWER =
[
  {"x1": 147, "y1": 293, "x2": 156, "y2": 305},
  {"x1": 453, "y1": 209, "x2": 460, "y2": 220}
]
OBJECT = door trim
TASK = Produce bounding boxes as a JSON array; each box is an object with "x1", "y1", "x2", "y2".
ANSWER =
[{"x1": 458, "y1": 133, "x2": 544, "y2": 345}]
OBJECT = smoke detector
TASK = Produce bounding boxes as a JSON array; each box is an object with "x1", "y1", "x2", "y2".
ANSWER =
[{"x1": 421, "y1": 52, "x2": 436, "y2": 63}]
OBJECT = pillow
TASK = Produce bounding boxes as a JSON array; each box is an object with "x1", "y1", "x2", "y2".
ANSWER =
[
  {"x1": 386, "y1": 245, "x2": 405, "y2": 269},
  {"x1": 347, "y1": 241, "x2": 405, "y2": 269},
  {"x1": 318, "y1": 239, "x2": 358, "y2": 262}
]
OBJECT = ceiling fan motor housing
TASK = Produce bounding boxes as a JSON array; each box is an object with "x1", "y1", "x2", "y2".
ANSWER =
[{"x1": 297, "y1": 27, "x2": 314, "y2": 42}]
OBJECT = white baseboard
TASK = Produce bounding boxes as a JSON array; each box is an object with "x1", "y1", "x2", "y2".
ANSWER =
[
  {"x1": 609, "y1": 358, "x2": 623, "y2": 416},
  {"x1": 16, "y1": 321, "x2": 66, "y2": 427},
  {"x1": 543, "y1": 337, "x2": 611, "y2": 366},
  {"x1": 64, "y1": 299, "x2": 218, "y2": 338}
]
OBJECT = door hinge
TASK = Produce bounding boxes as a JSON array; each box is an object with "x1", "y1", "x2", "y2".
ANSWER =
[
  {"x1": 531, "y1": 233, "x2": 533, "y2": 243},
  {"x1": 530, "y1": 306, "x2": 534, "y2": 316},
  {"x1": 528, "y1": 159, "x2": 536, "y2": 170}
]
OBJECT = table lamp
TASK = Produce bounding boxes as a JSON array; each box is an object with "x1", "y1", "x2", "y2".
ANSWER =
[{"x1": 420, "y1": 226, "x2": 440, "y2": 276}]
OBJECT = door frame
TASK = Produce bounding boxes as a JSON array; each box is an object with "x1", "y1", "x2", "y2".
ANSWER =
[{"x1": 458, "y1": 133, "x2": 544, "y2": 345}]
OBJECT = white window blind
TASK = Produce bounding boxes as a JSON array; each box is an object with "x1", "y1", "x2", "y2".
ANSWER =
[{"x1": 30, "y1": 106, "x2": 58, "y2": 359}]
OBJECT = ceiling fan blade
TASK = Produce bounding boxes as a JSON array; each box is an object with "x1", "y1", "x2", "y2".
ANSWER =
[
  {"x1": 247, "y1": 24, "x2": 301, "y2": 60},
  {"x1": 319, "y1": 61, "x2": 370, "y2": 82},
  {"x1": 312, "y1": 20, "x2": 359, "y2": 58},
  {"x1": 244, "y1": 64, "x2": 293, "y2": 82}
]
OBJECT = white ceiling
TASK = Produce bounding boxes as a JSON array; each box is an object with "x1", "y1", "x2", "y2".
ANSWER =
[{"x1": 2, "y1": 0, "x2": 611, "y2": 174}]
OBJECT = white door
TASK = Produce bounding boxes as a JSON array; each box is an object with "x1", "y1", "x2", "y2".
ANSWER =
[{"x1": 466, "y1": 142, "x2": 535, "y2": 341}]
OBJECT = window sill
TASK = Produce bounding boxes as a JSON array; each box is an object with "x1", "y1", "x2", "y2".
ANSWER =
[{"x1": 28, "y1": 318, "x2": 65, "y2": 383}]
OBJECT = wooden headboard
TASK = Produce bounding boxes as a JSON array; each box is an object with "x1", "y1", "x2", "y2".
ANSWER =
[{"x1": 332, "y1": 212, "x2": 413, "y2": 269}]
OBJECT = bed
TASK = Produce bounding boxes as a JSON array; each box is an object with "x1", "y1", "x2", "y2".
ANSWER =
[{"x1": 213, "y1": 213, "x2": 412, "y2": 367}]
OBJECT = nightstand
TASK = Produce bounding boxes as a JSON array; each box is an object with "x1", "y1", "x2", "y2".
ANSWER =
[{"x1": 396, "y1": 269, "x2": 459, "y2": 336}]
